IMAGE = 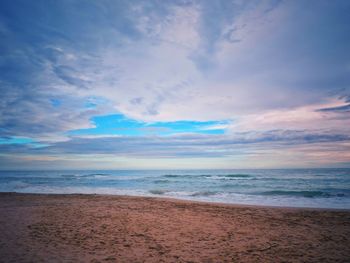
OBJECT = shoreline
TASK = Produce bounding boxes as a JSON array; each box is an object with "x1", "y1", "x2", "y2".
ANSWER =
[
  {"x1": 1, "y1": 191, "x2": 349, "y2": 212},
  {"x1": 1, "y1": 192, "x2": 350, "y2": 262}
]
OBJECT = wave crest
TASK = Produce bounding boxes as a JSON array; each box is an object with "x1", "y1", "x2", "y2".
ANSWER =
[
  {"x1": 260, "y1": 190, "x2": 332, "y2": 198},
  {"x1": 162, "y1": 174, "x2": 252, "y2": 179},
  {"x1": 149, "y1": 189, "x2": 168, "y2": 195}
]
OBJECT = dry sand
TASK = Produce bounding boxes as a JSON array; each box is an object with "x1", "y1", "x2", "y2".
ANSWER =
[{"x1": 0, "y1": 193, "x2": 349, "y2": 263}]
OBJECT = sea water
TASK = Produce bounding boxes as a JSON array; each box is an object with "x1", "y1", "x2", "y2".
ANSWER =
[{"x1": 0, "y1": 169, "x2": 349, "y2": 209}]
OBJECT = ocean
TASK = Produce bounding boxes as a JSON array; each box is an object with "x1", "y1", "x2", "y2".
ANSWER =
[{"x1": 0, "y1": 169, "x2": 349, "y2": 209}]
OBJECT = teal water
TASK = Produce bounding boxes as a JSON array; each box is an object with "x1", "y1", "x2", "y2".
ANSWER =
[{"x1": 0, "y1": 169, "x2": 349, "y2": 209}]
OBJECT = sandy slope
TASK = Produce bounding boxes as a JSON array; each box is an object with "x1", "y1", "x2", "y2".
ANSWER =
[{"x1": 0, "y1": 193, "x2": 349, "y2": 262}]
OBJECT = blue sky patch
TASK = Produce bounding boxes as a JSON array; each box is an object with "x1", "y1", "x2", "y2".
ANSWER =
[
  {"x1": 69, "y1": 114, "x2": 229, "y2": 136},
  {"x1": 50, "y1": 99, "x2": 61, "y2": 107},
  {"x1": 0, "y1": 137, "x2": 49, "y2": 148},
  {"x1": 0, "y1": 137, "x2": 34, "y2": 144}
]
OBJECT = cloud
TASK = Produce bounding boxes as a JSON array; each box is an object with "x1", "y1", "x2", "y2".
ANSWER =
[
  {"x1": 317, "y1": 104, "x2": 350, "y2": 113},
  {"x1": 230, "y1": 99, "x2": 350, "y2": 135},
  {"x1": 0, "y1": 79, "x2": 110, "y2": 141},
  {"x1": 2, "y1": 0, "x2": 349, "y2": 124},
  {"x1": 1, "y1": 129, "x2": 349, "y2": 169},
  {"x1": 2, "y1": 129, "x2": 349, "y2": 156},
  {"x1": 0, "y1": 0, "x2": 349, "y2": 168}
]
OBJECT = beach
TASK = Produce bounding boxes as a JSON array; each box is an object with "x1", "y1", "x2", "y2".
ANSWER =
[{"x1": 0, "y1": 193, "x2": 349, "y2": 262}]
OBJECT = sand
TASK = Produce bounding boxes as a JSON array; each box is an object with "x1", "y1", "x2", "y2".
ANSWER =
[{"x1": 0, "y1": 193, "x2": 349, "y2": 262}]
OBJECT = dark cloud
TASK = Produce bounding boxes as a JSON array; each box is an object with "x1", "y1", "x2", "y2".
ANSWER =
[
  {"x1": 1, "y1": 130, "x2": 349, "y2": 158},
  {"x1": 53, "y1": 65, "x2": 91, "y2": 89},
  {"x1": 317, "y1": 104, "x2": 350, "y2": 113}
]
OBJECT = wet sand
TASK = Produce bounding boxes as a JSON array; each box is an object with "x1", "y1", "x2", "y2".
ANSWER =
[{"x1": 0, "y1": 193, "x2": 349, "y2": 262}]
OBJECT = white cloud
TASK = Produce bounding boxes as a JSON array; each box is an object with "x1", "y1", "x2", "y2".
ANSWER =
[{"x1": 230, "y1": 98, "x2": 350, "y2": 134}]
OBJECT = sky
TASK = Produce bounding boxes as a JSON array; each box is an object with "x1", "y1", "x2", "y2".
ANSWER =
[{"x1": 0, "y1": 0, "x2": 350, "y2": 169}]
